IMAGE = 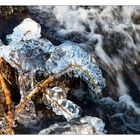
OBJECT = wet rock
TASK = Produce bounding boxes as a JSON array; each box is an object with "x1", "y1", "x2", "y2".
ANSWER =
[
  {"x1": 102, "y1": 31, "x2": 129, "y2": 57},
  {"x1": 128, "y1": 6, "x2": 140, "y2": 25},
  {"x1": 0, "y1": 39, "x2": 2, "y2": 46},
  {"x1": 0, "y1": 6, "x2": 27, "y2": 17},
  {"x1": 109, "y1": 112, "x2": 140, "y2": 134}
]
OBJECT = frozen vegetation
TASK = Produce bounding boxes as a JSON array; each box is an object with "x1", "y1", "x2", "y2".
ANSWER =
[
  {"x1": 0, "y1": 17, "x2": 106, "y2": 134},
  {"x1": 1, "y1": 5, "x2": 140, "y2": 134}
]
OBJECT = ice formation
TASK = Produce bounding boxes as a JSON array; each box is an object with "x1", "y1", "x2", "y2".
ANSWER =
[
  {"x1": 80, "y1": 116, "x2": 106, "y2": 134},
  {"x1": 16, "y1": 5, "x2": 140, "y2": 134},
  {"x1": 46, "y1": 42, "x2": 106, "y2": 93},
  {"x1": 0, "y1": 18, "x2": 105, "y2": 96},
  {"x1": 0, "y1": 18, "x2": 106, "y2": 132},
  {"x1": 15, "y1": 99, "x2": 37, "y2": 125},
  {"x1": 39, "y1": 116, "x2": 106, "y2": 134},
  {"x1": 44, "y1": 87, "x2": 81, "y2": 121},
  {"x1": 51, "y1": 99, "x2": 81, "y2": 121},
  {"x1": 7, "y1": 18, "x2": 41, "y2": 43},
  {"x1": 45, "y1": 87, "x2": 67, "y2": 100}
]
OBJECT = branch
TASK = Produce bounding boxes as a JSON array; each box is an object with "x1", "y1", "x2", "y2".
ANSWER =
[{"x1": 16, "y1": 63, "x2": 97, "y2": 113}]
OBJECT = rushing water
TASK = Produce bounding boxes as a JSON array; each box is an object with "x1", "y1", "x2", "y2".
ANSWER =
[{"x1": 0, "y1": 6, "x2": 140, "y2": 134}]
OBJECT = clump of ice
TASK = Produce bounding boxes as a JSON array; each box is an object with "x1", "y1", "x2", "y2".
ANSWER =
[
  {"x1": 1, "y1": 17, "x2": 105, "y2": 94},
  {"x1": 0, "y1": 19, "x2": 106, "y2": 95},
  {"x1": 45, "y1": 87, "x2": 81, "y2": 121},
  {"x1": 80, "y1": 116, "x2": 106, "y2": 134},
  {"x1": 39, "y1": 116, "x2": 106, "y2": 134},
  {"x1": 0, "y1": 18, "x2": 41, "y2": 63},
  {"x1": 14, "y1": 100, "x2": 37, "y2": 125},
  {"x1": 51, "y1": 99, "x2": 81, "y2": 121},
  {"x1": 46, "y1": 41, "x2": 106, "y2": 93},
  {"x1": 45, "y1": 87, "x2": 67, "y2": 100},
  {"x1": 0, "y1": 18, "x2": 106, "y2": 124},
  {"x1": 9, "y1": 18, "x2": 41, "y2": 43}
]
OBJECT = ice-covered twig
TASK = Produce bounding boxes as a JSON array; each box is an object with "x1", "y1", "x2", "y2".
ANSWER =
[
  {"x1": 15, "y1": 63, "x2": 96, "y2": 113},
  {"x1": 46, "y1": 42, "x2": 106, "y2": 93}
]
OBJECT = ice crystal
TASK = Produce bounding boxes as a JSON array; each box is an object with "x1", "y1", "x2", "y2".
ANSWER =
[{"x1": 45, "y1": 87, "x2": 81, "y2": 121}]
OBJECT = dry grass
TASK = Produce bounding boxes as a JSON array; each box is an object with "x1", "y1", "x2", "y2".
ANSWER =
[{"x1": 0, "y1": 57, "x2": 14, "y2": 134}]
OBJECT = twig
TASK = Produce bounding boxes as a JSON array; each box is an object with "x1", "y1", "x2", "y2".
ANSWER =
[
  {"x1": 15, "y1": 64, "x2": 72, "y2": 112},
  {"x1": 15, "y1": 63, "x2": 98, "y2": 113}
]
